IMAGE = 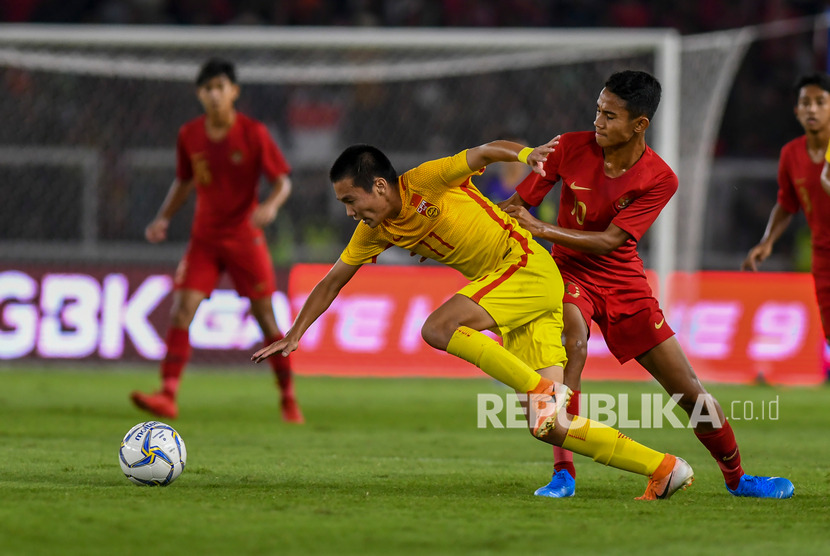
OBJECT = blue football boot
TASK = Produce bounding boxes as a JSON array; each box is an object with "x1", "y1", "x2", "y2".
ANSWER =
[
  {"x1": 534, "y1": 469, "x2": 576, "y2": 498},
  {"x1": 726, "y1": 474, "x2": 794, "y2": 499}
]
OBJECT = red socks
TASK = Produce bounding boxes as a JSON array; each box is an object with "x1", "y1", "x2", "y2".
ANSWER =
[
  {"x1": 159, "y1": 328, "x2": 295, "y2": 401},
  {"x1": 553, "y1": 390, "x2": 580, "y2": 478},
  {"x1": 694, "y1": 419, "x2": 744, "y2": 489},
  {"x1": 266, "y1": 333, "x2": 295, "y2": 399},
  {"x1": 158, "y1": 328, "x2": 296, "y2": 403},
  {"x1": 161, "y1": 327, "x2": 190, "y2": 398}
]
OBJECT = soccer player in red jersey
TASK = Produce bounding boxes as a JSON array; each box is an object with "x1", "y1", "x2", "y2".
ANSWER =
[
  {"x1": 130, "y1": 58, "x2": 303, "y2": 423},
  {"x1": 501, "y1": 70, "x2": 794, "y2": 499},
  {"x1": 745, "y1": 73, "x2": 830, "y2": 380}
]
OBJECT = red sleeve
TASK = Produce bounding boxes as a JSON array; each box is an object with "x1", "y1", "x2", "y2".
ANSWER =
[
  {"x1": 611, "y1": 170, "x2": 677, "y2": 242},
  {"x1": 776, "y1": 146, "x2": 800, "y2": 214},
  {"x1": 515, "y1": 144, "x2": 562, "y2": 206},
  {"x1": 257, "y1": 123, "x2": 291, "y2": 181},
  {"x1": 175, "y1": 127, "x2": 193, "y2": 182}
]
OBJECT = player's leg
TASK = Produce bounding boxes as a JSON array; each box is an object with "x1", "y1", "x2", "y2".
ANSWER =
[
  {"x1": 637, "y1": 337, "x2": 793, "y2": 498},
  {"x1": 429, "y1": 243, "x2": 567, "y2": 393},
  {"x1": 423, "y1": 293, "x2": 543, "y2": 389},
  {"x1": 537, "y1": 302, "x2": 588, "y2": 497},
  {"x1": 552, "y1": 410, "x2": 694, "y2": 500},
  {"x1": 506, "y1": 310, "x2": 575, "y2": 497},
  {"x1": 424, "y1": 295, "x2": 570, "y2": 443},
  {"x1": 532, "y1": 363, "x2": 576, "y2": 497},
  {"x1": 225, "y1": 232, "x2": 304, "y2": 423},
  {"x1": 249, "y1": 296, "x2": 304, "y2": 424},
  {"x1": 427, "y1": 248, "x2": 692, "y2": 498},
  {"x1": 811, "y1": 256, "x2": 830, "y2": 380},
  {"x1": 130, "y1": 288, "x2": 206, "y2": 419},
  {"x1": 423, "y1": 267, "x2": 576, "y2": 439},
  {"x1": 503, "y1": 301, "x2": 691, "y2": 499},
  {"x1": 514, "y1": 382, "x2": 692, "y2": 500},
  {"x1": 636, "y1": 337, "x2": 725, "y2": 430},
  {"x1": 131, "y1": 238, "x2": 218, "y2": 419},
  {"x1": 425, "y1": 294, "x2": 690, "y2": 498}
]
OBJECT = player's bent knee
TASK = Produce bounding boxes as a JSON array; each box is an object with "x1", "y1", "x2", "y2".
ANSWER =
[
  {"x1": 564, "y1": 336, "x2": 588, "y2": 357},
  {"x1": 420, "y1": 322, "x2": 453, "y2": 351}
]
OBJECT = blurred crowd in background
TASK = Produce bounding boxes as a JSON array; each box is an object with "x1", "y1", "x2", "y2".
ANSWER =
[{"x1": 0, "y1": 0, "x2": 823, "y2": 32}]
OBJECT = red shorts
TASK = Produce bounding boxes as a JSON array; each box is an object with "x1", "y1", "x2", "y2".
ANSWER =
[
  {"x1": 812, "y1": 253, "x2": 830, "y2": 341},
  {"x1": 174, "y1": 233, "x2": 275, "y2": 299},
  {"x1": 559, "y1": 268, "x2": 674, "y2": 363}
]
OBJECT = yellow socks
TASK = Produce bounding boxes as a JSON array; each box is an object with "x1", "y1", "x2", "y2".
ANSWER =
[
  {"x1": 562, "y1": 416, "x2": 665, "y2": 476},
  {"x1": 446, "y1": 326, "x2": 541, "y2": 393},
  {"x1": 446, "y1": 326, "x2": 666, "y2": 477}
]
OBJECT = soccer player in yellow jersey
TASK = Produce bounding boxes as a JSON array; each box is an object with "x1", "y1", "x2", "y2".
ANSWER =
[{"x1": 252, "y1": 140, "x2": 694, "y2": 499}]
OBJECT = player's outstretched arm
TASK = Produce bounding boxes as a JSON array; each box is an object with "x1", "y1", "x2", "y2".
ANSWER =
[
  {"x1": 465, "y1": 137, "x2": 559, "y2": 176},
  {"x1": 741, "y1": 203, "x2": 793, "y2": 271},
  {"x1": 504, "y1": 204, "x2": 631, "y2": 255},
  {"x1": 252, "y1": 174, "x2": 292, "y2": 228},
  {"x1": 251, "y1": 259, "x2": 361, "y2": 362},
  {"x1": 145, "y1": 178, "x2": 194, "y2": 243}
]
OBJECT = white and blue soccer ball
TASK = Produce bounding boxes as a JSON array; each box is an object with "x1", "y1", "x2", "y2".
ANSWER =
[{"x1": 119, "y1": 421, "x2": 187, "y2": 486}]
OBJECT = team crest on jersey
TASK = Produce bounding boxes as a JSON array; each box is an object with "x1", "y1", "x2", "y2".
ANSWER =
[
  {"x1": 410, "y1": 194, "x2": 440, "y2": 218},
  {"x1": 230, "y1": 150, "x2": 244, "y2": 164},
  {"x1": 565, "y1": 281, "x2": 580, "y2": 298},
  {"x1": 615, "y1": 195, "x2": 632, "y2": 210}
]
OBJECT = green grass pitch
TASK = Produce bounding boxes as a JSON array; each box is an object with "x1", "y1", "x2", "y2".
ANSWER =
[{"x1": 1, "y1": 367, "x2": 829, "y2": 555}]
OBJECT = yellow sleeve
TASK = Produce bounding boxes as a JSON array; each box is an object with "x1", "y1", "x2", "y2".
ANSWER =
[
  {"x1": 825, "y1": 141, "x2": 830, "y2": 164},
  {"x1": 340, "y1": 222, "x2": 388, "y2": 266},
  {"x1": 406, "y1": 150, "x2": 483, "y2": 191}
]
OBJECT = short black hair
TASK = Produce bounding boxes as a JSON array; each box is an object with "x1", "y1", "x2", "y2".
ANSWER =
[
  {"x1": 196, "y1": 58, "x2": 236, "y2": 86},
  {"x1": 604, "y1": 70, "x2": 662, "y2": 120},
  {"x1": 793, "y1": 72, "x2": 830, "y2": 98},
  {"x1": 329, "y1": 145, "x2": 398, "y2": 192}
]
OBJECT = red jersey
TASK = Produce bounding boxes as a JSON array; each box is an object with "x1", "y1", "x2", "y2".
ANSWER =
[
  {"x1": 176, "y1": 113, "x2": 291, "y2": 241},
  {"x1": 779, "y1": 135, "x2": 830, "y2": 254},
  {"x1": 516, "y1": 131, "x2": 678, "y2": 283}
]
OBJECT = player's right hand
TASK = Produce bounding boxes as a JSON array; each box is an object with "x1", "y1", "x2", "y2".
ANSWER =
[
  {"x1": 504, "y1": 205, "x2": 544, "y2": 237},
  {"x1": 528, "y1": 136, "x2": 560, "y2": 177},
  {"x1": 145, "y1": 218, "x2": 170, "y2": 243},
  {"x1": 251, "y1": 336, "x2": 298, "y2": 363},
  {"x1": 741, "y1": 243, "x2": 771, "y2": 271}
]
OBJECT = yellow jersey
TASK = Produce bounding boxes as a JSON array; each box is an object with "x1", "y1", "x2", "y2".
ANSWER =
[{"x1": 340, "y1": 150, "x2": 536, "y2": 281}]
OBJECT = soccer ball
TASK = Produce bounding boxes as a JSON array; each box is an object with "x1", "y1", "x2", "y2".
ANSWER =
[{"x1": 119, "y1": 421, "x2": 187, "y2": 486}]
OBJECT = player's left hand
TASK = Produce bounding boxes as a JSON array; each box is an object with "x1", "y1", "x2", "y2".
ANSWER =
[
  {"x1": 504, "y1": 205, "x2": 543, "y2": 236},
  {"x1": 251, "y1": 204, "x2": 278, "y2": 228}
]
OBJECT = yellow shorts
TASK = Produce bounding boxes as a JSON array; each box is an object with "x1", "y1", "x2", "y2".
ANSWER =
[{"x1": 457, "y1": 240, "x2": 566, "y2": 371}]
